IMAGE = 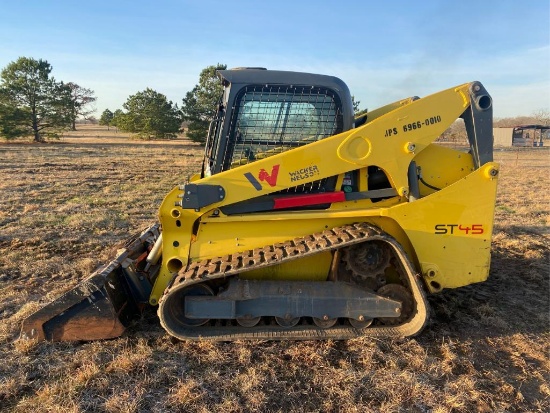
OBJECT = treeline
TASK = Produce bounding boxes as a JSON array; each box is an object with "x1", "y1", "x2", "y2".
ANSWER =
[
  {"x1": 0, "y1": 57, "x2": 225, "y2": 143},
  {"x1": 98, "y1": 64, "x2": 225, "y2": 141},
  {"x1": 1, "y1": 57, "x2": 548, "y2": 144},
  {"x1": 494, "y1": 111, "x2": 550, "y2": 127},
  {"x1": 438, "y1": 110, "x2": 550, "y2": 143},
  {"x1": 0, "y1": 57, "x2": 96, "y2": 142}
]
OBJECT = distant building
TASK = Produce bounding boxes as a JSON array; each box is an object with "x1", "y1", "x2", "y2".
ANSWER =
[{"x1": 493, "y1": 125, "x2": 549, "y2": 147}]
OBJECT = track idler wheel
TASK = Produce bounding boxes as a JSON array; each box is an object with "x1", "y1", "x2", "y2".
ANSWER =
[
  {"x1": 275, "y1": 316, "x2": 300, "y2": 327},
  {"x1": 165, "y1": 284, "x2": 214, "y2": 327},
  {"x1": 376, "y1": 284, "x2": 414, "y2": 325},
  {"x1": 349, "y1": 317, "x2": 374, "y2": 329},
  {"x1": 236, "y1": 316, "x2": 261, "y2": 327},
  {"x1": 312, "y1": 317, "x2": 338, "y2": 329}
]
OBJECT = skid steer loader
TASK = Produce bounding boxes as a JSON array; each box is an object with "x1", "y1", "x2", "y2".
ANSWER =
[{"x1": 21, "y1": 68, "x2": 498, "y2": 341}]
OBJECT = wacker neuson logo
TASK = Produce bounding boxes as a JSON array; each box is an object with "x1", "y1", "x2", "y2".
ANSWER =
[
  {"x1": 288, "y1": 165, "x2": 320, "y2": 182},
  {"x1": 244, "y1": 164, "x2": 280, "y2": 191}
]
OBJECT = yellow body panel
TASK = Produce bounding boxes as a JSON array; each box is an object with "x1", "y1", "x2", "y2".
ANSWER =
[
  {"x1": 388, "y1": 162, "x2": 499, "y2": 291},
  {"x1": 150, "y1": 82, "x2": 498, "y2": 305},
  {"x1": 240, "y1": 253, "x2": 333, "y2": 281},
  {"x1": 413, "y1": 143, "x2": 475, "y2": 196},
  {"x1": 184, "y1": 160, "x2": 497, "y2": 292}
]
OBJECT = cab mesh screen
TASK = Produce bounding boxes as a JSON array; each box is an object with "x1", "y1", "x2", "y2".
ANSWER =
[{"x1": 223, "y1": 85, "x2": 343, "y2": 171}]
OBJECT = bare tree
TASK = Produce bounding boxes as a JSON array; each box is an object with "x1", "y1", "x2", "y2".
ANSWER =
[
  {"x1": 66, "y1": 82, "x2": 96, "y2": 131},
  {"x1": 531, "y1": 109, "x2": 550, "y2": 125},
  {"x1": 494, "y1": 115, "x2": 539, "y2": 127},
  {"x1": 438, "y1": 119, "x2": 467, "y2": 143}
]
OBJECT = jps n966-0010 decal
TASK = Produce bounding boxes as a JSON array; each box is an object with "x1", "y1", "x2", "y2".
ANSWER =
[{"x1": 385, "y1": 115, "x2": 443, "y2": 137}]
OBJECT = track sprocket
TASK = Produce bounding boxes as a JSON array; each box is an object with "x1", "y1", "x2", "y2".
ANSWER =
[{"x1": 340, "y1": 240, "x2": 392, "y2": 290}]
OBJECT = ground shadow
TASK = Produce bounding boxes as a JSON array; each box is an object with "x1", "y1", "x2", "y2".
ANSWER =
[{"x1": 425, "y1": 247, "x2": 549, "y2": 339}]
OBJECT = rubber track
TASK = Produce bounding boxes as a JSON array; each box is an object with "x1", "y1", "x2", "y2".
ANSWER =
[{"x1": 158, "y1": 222, "x2": 429, "y2": 341}]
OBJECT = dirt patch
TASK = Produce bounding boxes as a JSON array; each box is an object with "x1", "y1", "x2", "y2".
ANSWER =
[{"x1": 0, "y1": 130, "x2": 548, "y2": 412}]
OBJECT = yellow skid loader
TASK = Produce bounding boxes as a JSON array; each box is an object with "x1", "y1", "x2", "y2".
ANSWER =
[{"x1": 21, "y1": 68, "x2": 499, "y2": 341}]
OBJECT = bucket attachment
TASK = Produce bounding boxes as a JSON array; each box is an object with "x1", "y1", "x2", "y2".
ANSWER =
[{"x1": 20, "y1": 224, "x2": 160, "y2": 341}]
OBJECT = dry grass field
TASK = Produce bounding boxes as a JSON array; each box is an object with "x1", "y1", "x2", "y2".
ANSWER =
[{"x1": 0, "y1": 125, "x2": 548, "y2": 412}]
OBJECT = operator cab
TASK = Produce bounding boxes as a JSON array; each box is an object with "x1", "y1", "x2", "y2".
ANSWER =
[{"x1": 204, "y1": 68, "x2": 355, "y2": 177}]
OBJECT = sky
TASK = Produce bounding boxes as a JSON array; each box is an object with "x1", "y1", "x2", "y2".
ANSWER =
[{"x1": 0, "y1": 0, "x2": 548, "y2": 118}]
